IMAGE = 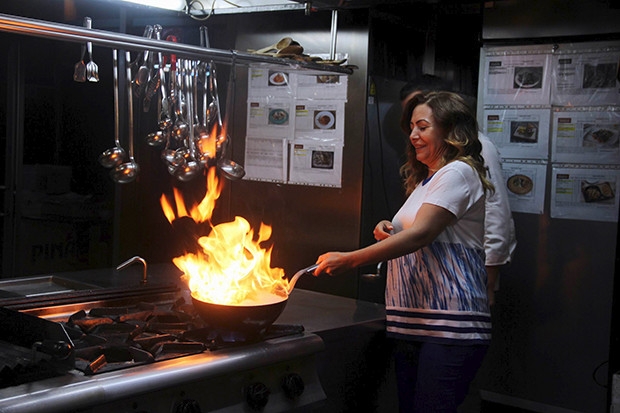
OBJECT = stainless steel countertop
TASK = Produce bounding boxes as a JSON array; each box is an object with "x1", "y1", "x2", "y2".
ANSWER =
[
  {"x1": 0, "y1": 263, "x2": 386, "y2": 334},
  {"x1": 0, "y1": 266, "x2": 386, "y2": 413},
  {"x1": 279, "y1": 289, "x2": 385, "y2": 333}
]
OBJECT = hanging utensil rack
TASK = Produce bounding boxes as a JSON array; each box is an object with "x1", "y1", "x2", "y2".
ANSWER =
[{"x1": 0, "y1": 12, "x2": 354, "y2": 75}]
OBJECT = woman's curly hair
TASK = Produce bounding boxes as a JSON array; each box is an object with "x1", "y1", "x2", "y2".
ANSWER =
[{"x1": 399, "y1": 91, "x2": 494, "y2": 196}]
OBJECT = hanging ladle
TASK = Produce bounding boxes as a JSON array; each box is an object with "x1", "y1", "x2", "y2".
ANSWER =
[
  {"x1": 98, "y1": 49, "x2": 126, "y2": 168},
  {"x1": 173, "y1": 60, "x2": 202, "y2": 182},
  {"x1": 111, "y1": 51, "x2": 140, "y2": 183},
  {"x1": 216, "y1": 53, "x2": 246, "y2": 180},
  {"x1": 134, "y1": 25, "x2": 153, "y2": 86},
  {"x1": 193, "y1": 26, "x2": 216, "y2": 163}
]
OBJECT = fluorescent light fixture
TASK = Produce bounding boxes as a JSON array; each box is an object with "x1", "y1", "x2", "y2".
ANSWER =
[
  {"x1": 114, "y1": 0, "x2": 299, "y2": 11},
  {"x1": 118, "y1": 0, "x2": 186, "y2": 11}
]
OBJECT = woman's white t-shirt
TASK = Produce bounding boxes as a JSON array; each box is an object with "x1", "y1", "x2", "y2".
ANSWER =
[{"x1": 386, "y1": 160, "x2": 491, "y2": 345}]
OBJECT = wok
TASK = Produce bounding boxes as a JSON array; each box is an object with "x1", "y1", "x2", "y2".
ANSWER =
[{"x1": 191, "y1": 264, "x2": 317, "y2": 336}]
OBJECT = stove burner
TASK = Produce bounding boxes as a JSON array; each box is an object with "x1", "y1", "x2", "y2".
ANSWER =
[{"x1": 59, "y1": 297, "x2": 304, "y2": 375}]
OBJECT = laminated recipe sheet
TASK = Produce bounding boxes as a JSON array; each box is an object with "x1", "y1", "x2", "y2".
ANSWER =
[
  {"x1": 480, "y1": 46, "x2": 552, "y2": 105},
  {"x1": 550, "y1": 165, "x2": 620, "y2": 222},
  {"x1": 551, "y1": 107, "x2": 620, "y2": 164},
  {"x1": 482, "y1": 106, "x2": 551, "y2": 159},
  {"x1": 551, "y1": 44, "x2": 620, "y2": 107},
  {"x1": 243, "y1": 64, "x2": 348, "y2": 187},
  {"x1": 501, "y1": 159, "x2": 547, "y2": 214}
]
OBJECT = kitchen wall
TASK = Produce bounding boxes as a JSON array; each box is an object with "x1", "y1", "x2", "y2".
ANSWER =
[
  {"x1": 474, "y1": 1, "x2": 620, "y2": 413},
  {"x1": 1, "y1": 1, "x2": 620, "y2": 412}
]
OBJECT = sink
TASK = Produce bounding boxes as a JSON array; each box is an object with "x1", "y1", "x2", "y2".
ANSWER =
[{"x1": 0, "y1": 276, "x2": 99, "y2": 298}]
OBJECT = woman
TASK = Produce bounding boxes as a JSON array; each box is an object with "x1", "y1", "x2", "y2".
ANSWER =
[{"x1": 314, "y1": 91, "x2": 493, "y2": 412}]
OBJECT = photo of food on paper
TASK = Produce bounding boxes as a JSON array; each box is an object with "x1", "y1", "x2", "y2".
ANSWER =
[
  {"x1": 317, "y1": 74, "x2": 340, "y2": 84},
  {"x1": 314, "y1": 110, "x2": 336, "y2": 130},
  {"x1": 268, "y1": 71, "x2": 288, "y2": 86},
  {"x1": 312, "y1": 150, "x2": 334, "y2": 169},
  {"x1": 582, "y1": 123, "x2": 619, "y2": 148},
  {"x1": 507, "y1": 174, "x2": 534, "y2": 195},
  {"x1": 268, "y1": 108, "x2": 289, "y2": 125},
  {"x1": 582, "y1": 63, "x2": 618, "y2": 89},
  {"x1": 513, "y1": 66, "x2": 543, "y2": 89},
  {"x1": 581, "y1": 180, "x2": 615, "y2": 203},
  {"x1": 510, "y1": 121, "x2": 539, "y2": 143}
]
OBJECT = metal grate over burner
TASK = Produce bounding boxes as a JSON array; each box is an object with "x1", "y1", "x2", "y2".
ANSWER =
[{"x1": 3, "y1": 296, "x2": 305, "y2": 380}]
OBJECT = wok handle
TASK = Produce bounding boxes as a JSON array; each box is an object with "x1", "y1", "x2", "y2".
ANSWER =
[{"x1": 287, "y1": 264, "x2": 319, "y2": 294}]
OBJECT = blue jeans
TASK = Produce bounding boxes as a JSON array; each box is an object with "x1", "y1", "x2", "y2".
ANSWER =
[{"x1": 393, "y1": 340, "x2": 488, "y2": 413}]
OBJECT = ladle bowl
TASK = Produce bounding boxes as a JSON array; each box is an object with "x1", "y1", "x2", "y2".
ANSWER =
[
  {"x1": 146, "y1": 131, "x2": 167, "y2": 147},
  {"x1": 217, "y1": 158, "x2": 246, "y2": 181},
  {"x1": 99, "y1": 147, "x2": 126, "y2": 168},
  {"x1": 174, "y1": 159, "x2": 202, "y2": 182},
  {"x1": 162, "y1": 148, "x2": 177, "y2": 165},
  {"x1": 172, "y1": 120, "x2": 189, "y2": 140},
  {"x1": 111, "y1": 160, "x2": 140, "y2": 184}
]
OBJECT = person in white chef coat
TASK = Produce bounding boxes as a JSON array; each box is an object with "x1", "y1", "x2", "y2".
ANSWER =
[
  {"x1": 400, "y1": 75, "x2": 517, "y2": 307},
  {"x1": 314, "y1": 91, "x2": 494, "y2": 412}
]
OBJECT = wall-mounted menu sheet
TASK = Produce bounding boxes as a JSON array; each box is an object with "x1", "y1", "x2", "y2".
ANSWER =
[
  {"x1": 501, "y1": 160, "x2": 547, "y2": 214},
  {"x1": 247, "y1": 66, "x2": 295, "y2": 98},
  {"x1": 551, "y1": 107, "x2": 620, "y2": 164},
  {"x1": 293, "y1": 72, "x2": 348, "y2": 100},
  {"x1": 244, "y1": 63, "x2": 348, "y2": 187},
  {"x1": 288, "y1": 140, "x2": 343, "y2": 187},
  {"x1": 294, "y1": 100, "x2": 345, "y2": 141},
  {"x1": 243, "y1": 137, "x2": 288, "y2": 183},
  {"x1": 551, "y1": 45, "x2": 620, "y2": 106},
  {"x1": 246, "y1": 98, "x2": 296, "y2": 138},
  {"x1": 482, "y1": 106, "x2": 551, "y2": 159},
  {"x1": 550, "y1": 165, "x2": 620, "y2": 222},
  {"x1": 480, "y1": 46, "x2": 552, "y2": 105}
]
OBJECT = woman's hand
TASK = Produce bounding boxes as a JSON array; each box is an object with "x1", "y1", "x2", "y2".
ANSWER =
[
  {"x1": 373, "y1": 220, "x2": 394, "y2": 241},
  {"x1": 315, "y1": 251, "x2": 354, "y2": 276}
]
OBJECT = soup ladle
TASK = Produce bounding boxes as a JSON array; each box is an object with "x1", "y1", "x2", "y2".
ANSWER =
[
  {"x1": 217, "y1": 56, "x2": 245, "y2": 181},
  {"x1": 173, "y1": 60, "x2": 202, "y2": 182},
  {"x1": 111, "y1": 51, "x2": 140, "y2": 183},
  {"x1": 99, "y1": 49, "x2": 126, "y2": 168},
  {"x1": 154, "y1": 25, "x2": 172, "y2": 131}
]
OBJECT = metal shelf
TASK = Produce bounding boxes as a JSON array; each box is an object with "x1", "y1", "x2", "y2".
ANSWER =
[{"x1": 0, "y1": 12, "x2": 353, "y2": 74}]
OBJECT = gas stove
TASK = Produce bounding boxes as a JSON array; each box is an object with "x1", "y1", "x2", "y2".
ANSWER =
[{"x1": 0, "y1": 285, "x2": 326, "y2": 413}]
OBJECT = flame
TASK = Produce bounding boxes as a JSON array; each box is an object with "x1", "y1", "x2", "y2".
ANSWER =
[
  {"x1": 195, "y1": 126, "x2": 218, "y2": 160},
  {"x1": 160, "y1": 166, "x2": 289, "y2": 306}
]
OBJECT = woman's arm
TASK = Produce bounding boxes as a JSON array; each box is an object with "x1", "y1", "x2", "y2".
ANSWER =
[{"x1": 315, "y1": 203, "x2": 456, "y2": 275}]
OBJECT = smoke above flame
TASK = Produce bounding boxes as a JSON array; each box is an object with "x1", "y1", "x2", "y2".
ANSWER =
[{"x1": 160, "y1": 167, "x2": 289, "y2": 306}]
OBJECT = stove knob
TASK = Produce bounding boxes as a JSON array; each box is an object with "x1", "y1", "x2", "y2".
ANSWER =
[
  {"x1": 245, "y1": 382, "x2": 270, "y2": 411},
  {"x1": 281, "y1": 373, "x2": 305, "y2": 399},
  {"x1": 172, "y1": 399, "x2": 202, "y2": 413}
]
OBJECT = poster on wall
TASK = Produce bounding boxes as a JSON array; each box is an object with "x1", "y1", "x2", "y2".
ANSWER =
[
  {"x1": 294, "y1": 100, "x2": 345, "y2": 141},
  {"x1": 288, "y1": 140, "x2": 343, "y2": 187},
  {"x1": 243, "y1": 137, "x2": 288, "y2": 183},
  {"x1": 246, "y1": 98, "x2": 295, "y2": 138},
  {"x1": 501, "y1": 160, "x2": 547, "y2": 214},
  {"x1": 551, "y1": 107, "x2": 620, "y2": 164},
  {"x1": 480, "y1": 46, "x2": 552, "y2": 105},
  {"x1": 293, "y1": 72, "x2": 348, "y2": 100},
  {"x1": 245, "y1": 63, "x2": 349, "y2": 187},
  {"x1": 550, "y1": 165, "x2": 620, "y2": 222},
  {"x1": 247, "y1": 65, "x2": 296, "y2": 98},
  {"x1": 551, "y1": 44, "x2": 620, "y2": 106},
  {"x1": 482, "y1": 106, "x2": 551, "y2": 159}
]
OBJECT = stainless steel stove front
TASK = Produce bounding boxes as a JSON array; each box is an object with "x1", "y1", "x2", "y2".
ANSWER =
[{"x1": 0, "y1": 330, "x2": 325, "y2": 413}]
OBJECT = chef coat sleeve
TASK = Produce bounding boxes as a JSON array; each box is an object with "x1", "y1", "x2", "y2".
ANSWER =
[{"x1": 479, "y1": 133, "x2": 517, "y2": 266}]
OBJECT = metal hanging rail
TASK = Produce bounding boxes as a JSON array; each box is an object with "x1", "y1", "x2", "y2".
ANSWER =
[{"x1": 0, "y1": 12, "x2": 354, "y2": 74}]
